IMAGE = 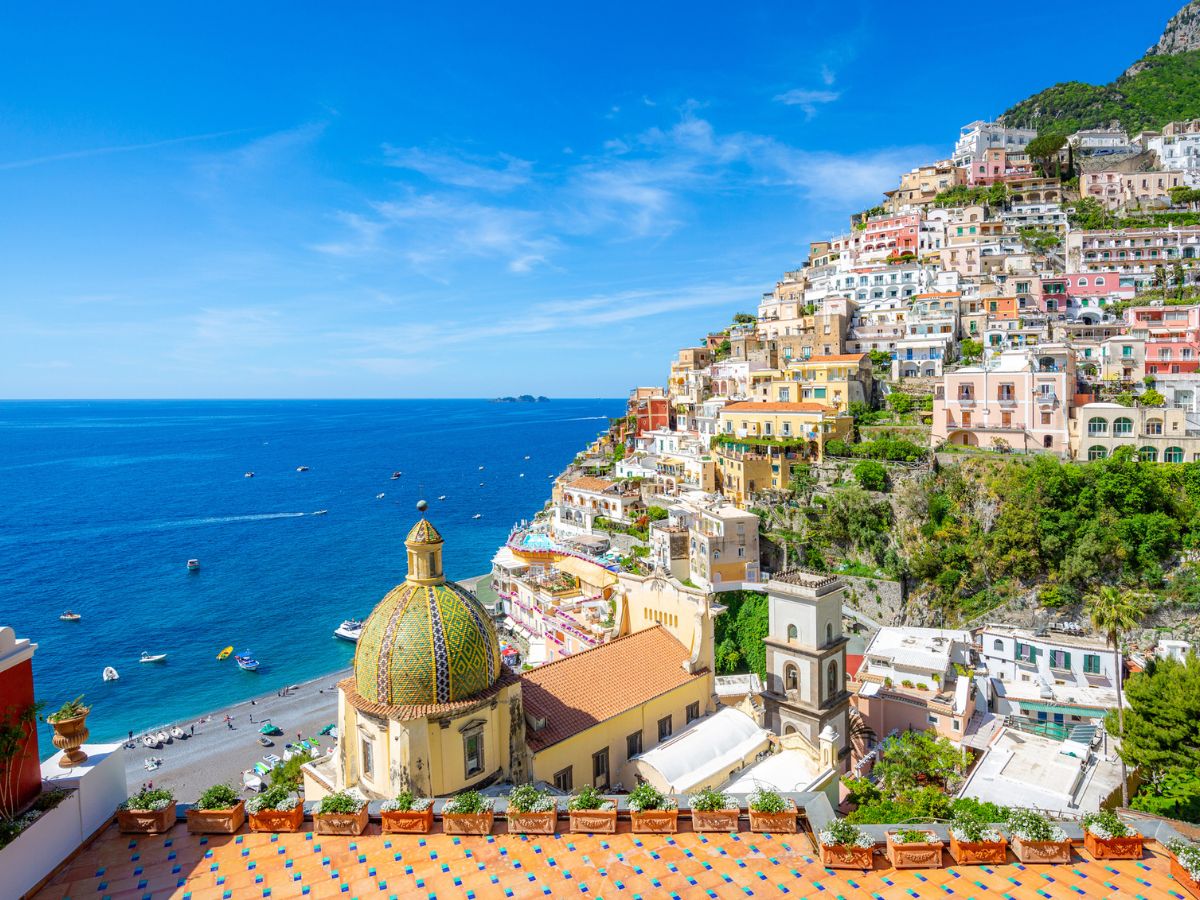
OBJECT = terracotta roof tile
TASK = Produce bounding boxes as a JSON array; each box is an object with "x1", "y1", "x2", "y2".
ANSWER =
[
  {"x1": 566, "y1": 476, "x2": 618, "y2": 492},
  {"x1": 521, "y1": 626, "x2": 706, "y2": 751},
  {"x1": 721, "y1": 401, "x2": 839, "y2": 414}
]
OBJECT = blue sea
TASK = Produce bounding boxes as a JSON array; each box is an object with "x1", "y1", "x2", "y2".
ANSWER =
[{"x1": 0, "y1": 399, "x2": 621, "y2": 752}]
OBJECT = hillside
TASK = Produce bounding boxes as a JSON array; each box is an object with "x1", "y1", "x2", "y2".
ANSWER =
[{"x1": 999, "y1": 1, "x2": 1200, "y2": 134}]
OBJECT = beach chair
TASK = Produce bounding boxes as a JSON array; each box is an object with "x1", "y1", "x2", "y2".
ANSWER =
[{"x1": 263, "y1": 753, "x2": 281, "y2": 767}]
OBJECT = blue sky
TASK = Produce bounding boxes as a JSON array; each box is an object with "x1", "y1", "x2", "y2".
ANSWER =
[{"x1": 0, "y1": 1, "x2": 1185, "y2": 398}]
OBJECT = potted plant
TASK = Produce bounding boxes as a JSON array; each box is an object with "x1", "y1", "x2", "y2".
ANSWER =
[
  {"x1": 246, "y1": 785, "x2": 305, "y2": 833},
  {"x1": 748, "y1": 787, "x2": 797, "y2": 834},
  {"x1": 627, "y1": 783, "x2": 678, "y2": 834},
  {"x1": 1081, "y1": 810, "x2": 1143, "y2": 860},
  {"x1": 381, "y1": 790, "x2": 433, "y2": 834},
  {"x1": 885, "y1": 828, "x2": 944, "y2": 870},
  {"x1": 117, "y1": 787, "x2": 176, "y2": 834},
  {"x1": 441, "y1": 790, "x2": 494, "y2": 835},
  {"x1": 314, "y1": 791, "x2": 369, "y2": 835},
  {"x1": 45, "y1": 696, "x2": 90, "y2": 768},
  {"x1": 1006, "y1": 809, "x2": 1071, "y2": 864},
  {"x1": 948, "y1": 812, "x2": 1006, "y2": 865},
  {"x1": 567, "y1": 785, "x2": 616, "y2": 834},
  {"x1": 817, "y1": 818, "x2": 875, "y2": 869},
  {"x1": 186, "y1": 784, "x2": 245, "y2": 834},
  {"x1": 689, "y1": 787, "x2": 740, "y2": 833},
  {"x1": 1168, "y1": 840, "x2": 1200, "y2": 899},
  {"x1": 505, "y1": 783, "x2": 557, "y2": 834}
]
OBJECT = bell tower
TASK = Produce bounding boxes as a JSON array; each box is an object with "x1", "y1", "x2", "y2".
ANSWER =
[{"x1": 405, "y1": 500, "x2": 446, "y2": 586}]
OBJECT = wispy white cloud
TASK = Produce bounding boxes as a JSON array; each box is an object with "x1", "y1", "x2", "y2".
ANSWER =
[
  {"x1": 774, "y1": 88, "x2": 842, "y2": 118},
  {"x1": 0, "y1": 129, "x2": 248, "y2": 172},
  {"x1": 382, "y1": 147, "x2": 532, "y2": 192},
  {"x1": 820, "y1": 65, "x2": 837, "y2": 86}
]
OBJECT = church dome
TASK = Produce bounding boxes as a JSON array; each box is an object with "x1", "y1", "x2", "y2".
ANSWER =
[{"x1": 353, "y1": 507, "x2": 501, "y2": 708}]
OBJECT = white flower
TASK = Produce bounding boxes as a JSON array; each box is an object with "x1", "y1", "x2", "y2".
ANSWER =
[
  {"x1": 950, "y1": 825, "x2": 1002, "y2": 842},
  {"x1": 820, "y1": 828, "x2": 873, "y2": 848}
]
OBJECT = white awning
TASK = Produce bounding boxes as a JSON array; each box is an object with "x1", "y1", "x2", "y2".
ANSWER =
[{"x1": 634, "y1": 708, "x2": 770, "y2": 793}]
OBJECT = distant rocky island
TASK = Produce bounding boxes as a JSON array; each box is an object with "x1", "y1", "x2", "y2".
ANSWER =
[{"x1": 492, "y1": 395, "x2": 550, "y2": 403}]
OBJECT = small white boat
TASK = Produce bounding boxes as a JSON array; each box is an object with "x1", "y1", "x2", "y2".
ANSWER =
[
  {"x1": 143, "y1": 734, "x2": 160, "y2": 749},
  {"x1": 519, "y1": 473, "x2": 525, "y2": 478},
  {"x1": 235, "y1": 651, "x2": 260, "y2": 671},
  {"x1": 472, "y1": 513, "x2": 482, "y2": 520},
  {"x1": 170, "y1": 726, "x2": 186, "y2": 740},
  {"x1": 437, "y1": 495, "x2": 447, "y2": 500},
  {"x1": 479, "y1": 466, "x2": 485, "y2": 470},
  {"x1": 391, "y1": 471, "x2": 402, "y2": 479},
  {"x1": 312, "y1": 509, "x2": 328, "y2": 516},
  {"x1": 156, "y1": 730, "x2": 171, "y2": 745},
  {"x1": 140, "y1": 651, "x2": 167, "y2": 663},
  {"x1": 296, "y1": 465, "x2": 310, "y2": 472},
  {"x1": 242, "y1": 770, "x2": 265, "y2": 793},
  {"x1": 375, "y1": 492, "x2": 385, "y2": 499},
  {"x1": 334, "y1": 619, "x2": 364, "y2": 642},
  {"x1": 187, "y1": 559, "x2": 200, "y2": 571},
  {"x1": 524, "y1": 455, "x2": 530, "y2": 460},
  {"x1": 102, "y1": 666, "x2": 119, "y2": 681},
  {"x1": 479, "y1": 482, "x2": 485, "y2": 486},
  {"x1": 59, "y1": 610, "x2": 81, "y2": 622},
  {"x1": 244, "y1": 472, "x2": 255, "y2": 478}
]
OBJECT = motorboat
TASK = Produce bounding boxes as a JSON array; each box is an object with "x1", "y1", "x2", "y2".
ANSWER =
[
  {"x1": 478, "y1": 466, "x2": 485, "y2": 471},
  {"x1": 244, "y1": 471, "x2": 254, "y2": 478},
  {"x1": 472, "y1": 513, "x2": 482, "y2": 519},
  {"x1": 479, "y1": 482, "x2": 484, "y2": 486},
  {"x1": 187, "y1": 559, "x2": 200, "y2": 571},
  {"x1": 296, "y1": 465, "x2": 310, "y2": 472},
  {"x1": 391, "y1": 471, "x2": 402, "y2": 479},
  {"x1": 437, "y1": 495, "x2": 447, "y2": 501},
  {"x1": 156, "y1": 730, "x2": 171, "y2": 745},
  {"x1": 375, "y1": 492, "x2": 385, "y2": 499},
  {"x1": 242, "y1": 770, "x2": 265, "y2": 793},
  {"x1": 217, "y1": 645, "x2": 233, "y2": 661},
  {"x1": 234, "y1": 651, "x2": 260, "y2": 671},
  {"x1": 139, "y1": 651, "x2": 167, "y2": 663},
  {"x1": 312, "y1": 509, "x2": 328, "y2": 515},
  {"x1": 170, "y1": 726, "x2": 186, "y2": 740},
  {"x1": 102, "y1": 666, "x2": 119, "y2": 681},
  {"x1": 333, "y1": 619, "x2": 364, "y2": 642},
  {"x1": 59, "y1": 610, "x2": 81, "y2": 622},
  {"x1": 142, "y1": 734, "x2": 160, "y2": 749}
]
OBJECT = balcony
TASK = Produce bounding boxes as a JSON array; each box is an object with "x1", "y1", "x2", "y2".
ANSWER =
[
  {"x1": 1036, "y1": 392, "x2": 1057, "y2": 405},
  {"x1": 956, "y1": 395, "x2": 977, "y2": 407}
]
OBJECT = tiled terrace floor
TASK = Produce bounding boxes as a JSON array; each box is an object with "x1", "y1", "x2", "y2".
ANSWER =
[{"x1": 34, "y1": 822, "x2": 1191, "y2": 900}]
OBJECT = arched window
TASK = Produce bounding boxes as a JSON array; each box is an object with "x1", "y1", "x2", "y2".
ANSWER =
[
  {"x1": 825, "y1": 622, "x2": 834, "y2": 645},
  {"x1": 827, "y1": 661, "x2": 839, "y2": 699},
  {"x1": 1165, "y1": 446, "x2": 1184, "y2": 463},
  {"x1": 993, "y1": 638, "x2": 1003, "y2": 651},
  {"x1": 1087, "y1": 417, "x2": 1108, "y2": 436},
  {"x1": 783, "y1": 724, "x2": 797, "y2": 736},
  {"x1": 786, "y1": 624, "x2": 798, "y2": 642},
  {"x1": 1088, "y1": 446, "x2": 1108, "y2": 460},
  {"x1": 1095, "y1": 277, "x2": 1106, "y2": 286},
  {"x1": 1078, "y1": 277, "x2": 1089, "y2": 286},
  {"x1": 1139, "y1": 446, "x2": 1159, "y2": 462},
  {"x1": 785, "y1": 664, "x2": 799, "y2": 692},
  {"x1": 1113, "y1": 417, "x2": 1133, "y2": 435},
  {"x1": 1146, "y1": 419, "x2": 1164, "y2": 435}
]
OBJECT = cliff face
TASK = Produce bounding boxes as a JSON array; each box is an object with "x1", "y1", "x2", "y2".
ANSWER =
[{"x1": 1127, "y1": 0, "x2": 1200, "y2": 75}]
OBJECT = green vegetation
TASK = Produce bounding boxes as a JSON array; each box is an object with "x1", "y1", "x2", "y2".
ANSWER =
[
  {"x1": 825, "y1": 436, "x2": 928, "y2": 461},
  {"x1": 269, "y1": 750, "x2": 313, "y2": 791},
  {"x1": 1001, "y1": 49, "x2": 1200, "y2": 134},
  {"x1": 0, "y1": 700, "x2": 43, "y2": 822},
  {"x1": 712, "y1": 589, "x2": 769, "y2": 677},
  {"x1": 318, "y1": 791, "x2": 365, "y2": 814},
  {"x1": 959, "y1": 338, "x2": 984, "y2": 364},
  {"x1": 1068, "y1": 196, "x2": 1200, "y2": 231},
  {"x1": 870, "y1": 729, "x2": 968, "y2": 793},
  {"x1": 845, "y1": 774, "x2": 1002, "y2": 826},
  {"x1": 1025, "y1": 132, "x2": 1068, "y2": 177},
  {"x1": 646, "y1": 505, "x2": 669, "y2": 521},
  {"x1": 444, "y1": 790, "x2": 493, "y2": 814},
  {"x1": 507, "y1": 783, "x2": 556, "y2": 813},
  {"x1": 933, "y1": 182, "x2": 1009, "y2": 208},
  {"x1": 853, "y1": 459, "x2": 889, "y2": 492},
  {"x1": 747, "y1": 787, "x2": 788, "y2": 813},
  {"x1": 44, "y1": 695, "x2": 87, "y2": 723},
  {"x1": 122, "y1": 787, "x2": 174, "y2": 812},
  {"x1": 196, "y1": 784, "x2": 240, "y2": 811},
  {"x1": 868, "y1": 349, "x2": 893, "y2": 370},
  {"x1": 732, "y1": 312, "x2": 757, "y2": 325},
  {"x1": 1018, "y1": 227, "x2": 1063, "y2": 252},
  {"x1": 1081, "y1": 809, "x2": 1134, "y2": 838},
  {"x1": 689, "y1": 787, "x2": 734, "y2": 812},
  {"x1": 627, "y1": 782, "x2": 674, "y2": 811}
]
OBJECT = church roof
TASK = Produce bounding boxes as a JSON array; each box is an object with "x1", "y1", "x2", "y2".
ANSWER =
[
  {"x1": 405, "y1": 518, "x2": 443, "y2": 544},
  {"x1": 520, "y1": 626, "x2": 707, "y2": 751}
]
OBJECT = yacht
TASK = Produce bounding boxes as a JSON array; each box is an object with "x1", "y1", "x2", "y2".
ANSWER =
[
  {"x1": 139, "y1": 651, "x2": 168, "y2": 663},
  {"x1": 333, "y1": 619, "x2": 364, "y2": 643},
  {"x1": 234, "y1": 651, "x2": 260, "y2": 672},
  {"x1": 472, "y1": 513, "x2": 482, "y2": 520},
  {"x1": 59, "y1": 610, "x2": 81, "y2": 622},
  {"x1": 312, "y1": 509, "x2": 328, "y2": 516},
  {"x1": 187, "y1": 559, "x2": 200, "y2": 571}
]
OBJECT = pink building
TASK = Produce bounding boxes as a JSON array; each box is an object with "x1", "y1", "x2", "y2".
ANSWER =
[
  {"x1": 932, "y1": 346, "x2": 1076, "y2": 453},
  {"x1": 1126, "y1": 304, "x2": 1200, "y2": 376}
]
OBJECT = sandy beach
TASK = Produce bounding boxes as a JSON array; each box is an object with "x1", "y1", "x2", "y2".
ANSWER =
[{"x1": 122, "y1": 667, "x2": 349, "y2": 800}]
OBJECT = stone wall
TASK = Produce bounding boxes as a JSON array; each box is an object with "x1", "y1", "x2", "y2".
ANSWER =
[{"x1": 840, "y1": 574, "x2": 904, "y2": 626}]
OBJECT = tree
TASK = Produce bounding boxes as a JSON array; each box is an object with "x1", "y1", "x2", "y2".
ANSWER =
[
  {"x1": 0, "y1": 701, "x2": 42, "y2": 821},
  {"x1": 868, "y1": 349, "x2": 892, "y2": 371},
  {"x1": 1086, "y1": 586, "x2": 1149, "y2": 806},
  {"x1": 886, "y1": 392, "x2": 914, "y2": 415},
  {"x1": 853, "y1": 460, "x2": 889, "y2": 492},
  {"x1": 732, "y1": 312, "x2": 757, "y2": 325},
  {"x1": 1026, "y1": 133, "x2": 1067, "y2": 177},
  {"x1": 870, "y1": 729, "x2": 970, "y2": 794},
  {"x1": 1141, "y1": 388, "x2": 1166, "y2": 407},
  {"x1": 959, "y1": 339, "x2": 984, "y2": 364},
  {"x1": 645, "y1": 506, "x2": 669, "y2": 522},
  {"x1": 1173, "y1": 262, "x2": 1188, "y2": 300}
]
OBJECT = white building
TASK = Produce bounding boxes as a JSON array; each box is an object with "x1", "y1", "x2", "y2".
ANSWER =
[
  {"x1": 859, "y1": 627, "x2": 973, "y2": 689},
  {"x1": 952, "y1": 120, "x2": 1036, "y2": 170}
]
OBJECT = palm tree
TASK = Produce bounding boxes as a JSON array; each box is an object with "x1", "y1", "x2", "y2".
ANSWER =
[{"x1": 1086, "y1": 586, "x2": 1148, "y2": 807}]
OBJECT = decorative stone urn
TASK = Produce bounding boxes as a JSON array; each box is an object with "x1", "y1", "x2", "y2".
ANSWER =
[
  {"x1": 885, "y1": 831, "x2": 945, "y2": 869},
  {"x1": 690, "y1": 806, "x2": 741, "y2": 833},
  {"x1": 117, "y1": 801, "x2": 177, "y2": 834},
  {"x1": 186, "y1": 801, "x2": 245, "y2": 834},
  {"x1": 749, "y1": 803, "x2": 798, "y2": 834},
  {"x1": 568, "y1": 808, "x2": 617, "y2": 834},
  {"x1": 1083, "y1": 829, "x2": 1143, "y2": 860},
  {"x1": 442, "y1": 810, "x2": 494, "y2": 835},
  {"x1": 819, "y1": 841, "x2": 875, "y2": 869},
  {"x1": 315, "y1": 805, "x2": 369, "y2": 835},
  {"x1": 630, "y1": 809, "x2": 679, "y2": 834},
  {"x1": 1010, "y1": 834, "x2": 1072, "y2": 864},
  {"x1": 50, "y1": 709, "x2": 91, "y2": 768},
  {"x1": 506, "y1": 810, "x2": 558, "y2": 835},
  {"x1": 949, "y1": 832, "x2": 1007, "y2": 865},
  {"x1": 381, "y1": 808, "x2": 433, "y2": 834}
]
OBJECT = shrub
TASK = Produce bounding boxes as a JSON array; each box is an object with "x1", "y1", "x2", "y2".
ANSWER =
[
  {"x1": 1082, "y1": 809, "x2": 1137, "y2": 839},
  {"x1": 246, "y1": 784, "x2": 299, "y2": 814},
  {"x1": 893, "y1": 828, "x2": 935, "y2": 844},
  {"x1": 381, "y1": 790, "x2": 432, "y2": 813},
  {"x1": 269, "y1": 750, "x2": 314, "y2": 790},
  {"x1": 627, "y1": 783, "x2": 675, "y2": 812},
  {"x1": 567, "y1": 784, "x2": 614, "y2": 811},
  {"x1": 689, "y1": 787, "x2": 737, "y2": 812},
  {"x1": 853, "y1": 460, "x2": 889, "y2": 492},
  {"x1": 196, "y1": 784, "x2": 240, "y2": 811},
  {"x1": 1005, "y1": 808, "x2": 1066, "y2": 843},
  {"x1": 748, "y1": 787, "x2": 788, "y2": 814},
  {"x1": 949, "y1": 810, "x2": 1001, "y2": 843},
  {"x1": 121, "y1": 787, "x2": 173, "y2": 812},
  {"x1": 820, "y1": 818, "x2": 872, "y2": 847},
  {"x1": 317, "y1": 791, "x2": 365, "y2": 814},
  {"x1": 507, "y1": 783, "x2": 556, "y2": 813},
  {"x1": 444, "y1": 790, "x2": 493, "y2": 815},
  {"x1": 45, "y1": 695, "x2": 88, "y2": 723}
]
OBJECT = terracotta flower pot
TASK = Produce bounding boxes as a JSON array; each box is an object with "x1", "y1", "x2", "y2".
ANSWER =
[
  {"x1": 690, "y1": 807, "x2": 741, "y2": 833},
  {"x1": 819, "y1": 842, "x2": 874, "y2": 869},
  {"x1": 248, "y1": 802, "x2": 305, "y2": 833},
  {"x1": 568, "y1": 808, "x2": 617, "y2": 833},
  {"x1": 1083, "y1": 830, "x2": 1143, "y2": 860},
  {"x1": 885, "y1": 831, "x2": 944, "y2": 869},
  {"x1": 1010, "y1": 834, "x2": 1072, "y2": 864},
  {"x1": 50, "y1": 710, "x2": 91, "y2": 768},
  {"x1": 630, "y1": 808, "x2": 679, "y2": 834},
  {"x1": 950, "y1": 833, "x2": 1007, "y2": 865},
  {"x1": 315, "y1": 805, "x2": 369, "y2": 835},
  {"x1": 506, "y1": 809, "x2": 557, "y2": 835},
  {"x1": 117, "y1": 801, "x2": 176, "y2": 834},
  {"x1": 442, "y1": 811, "x2": 494, "y2": 835},
  {"x1": 749, "y1": 804, "x2": 798, "y2": 834},
  {"x1": 186, "y1": 801, "x2": 246, "y2": 835},
  {"x1": 381, "y1": 808, "x2": 433, "y2": 834},
  {"x1": 1171, "y1": 854, "x2": 1200, "y2": 899}
]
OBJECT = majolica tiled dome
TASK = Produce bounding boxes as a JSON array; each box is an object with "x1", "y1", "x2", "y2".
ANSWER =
[{"x1": 353, "y1": 511, "x2": 501, "y2": 708}]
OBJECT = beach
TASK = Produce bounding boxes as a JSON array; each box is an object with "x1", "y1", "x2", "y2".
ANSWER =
[{"x1": 123, "y1": 667, "x2": 348, "y2": 799}]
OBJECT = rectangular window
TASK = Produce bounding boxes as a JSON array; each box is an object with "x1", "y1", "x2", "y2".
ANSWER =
[
  {"x1": 464, "y1": 731, "x2": 484, "y2": 777},
  {"x1": 592, "y1": 748, "x2": 609, "y2": 787},
  {"x1": 927, "y1": 714, "x2": 938, "y2": 725},
  {"x1": 687, "y1": 702, "x2": 700, "y2": 723},
  {"x1": 1083, "y1": 653, "x2": 1102, "y2": 674},
  {"x1": 553, "y1": 767, "x2": 573, "y2": 792},
  {"x1": 361, "y1": 737, "x2": 374, "y2": 779},
  {"x1": 658, "y1": 715, "x2": 673, "y2": 742},
  {"x1": 1050, "y1": 650, "x2": 1072, "y2": 670},
  {"x1": 626, "y1": 731, "x2": 642, "y2": 760}
]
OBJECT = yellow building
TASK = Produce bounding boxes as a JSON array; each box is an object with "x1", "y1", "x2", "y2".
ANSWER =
[
  {"x1": 779, "y1": 353, "x2": 871, "y2": 411},
  {"x1": 717, "y1": 402, "x2": 851, "y2": 453}
]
